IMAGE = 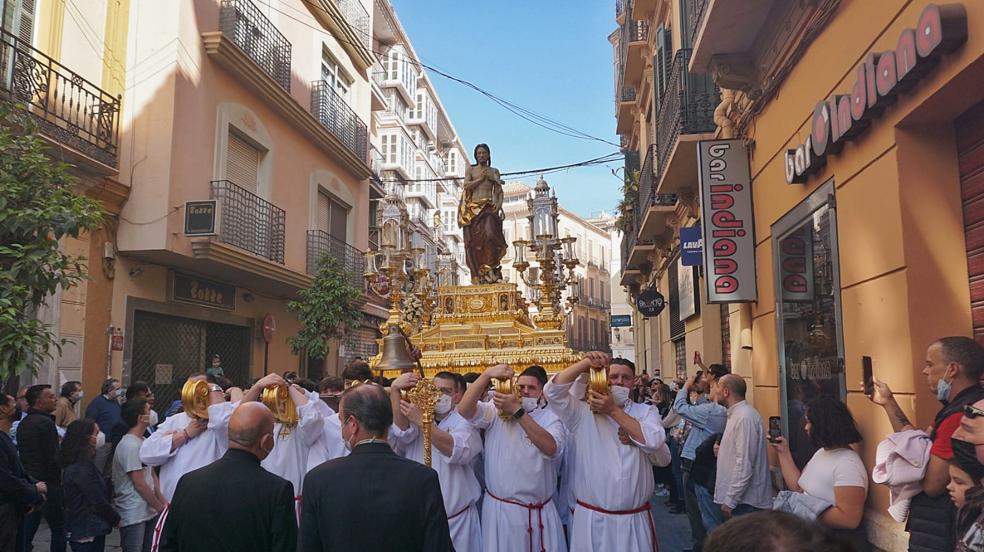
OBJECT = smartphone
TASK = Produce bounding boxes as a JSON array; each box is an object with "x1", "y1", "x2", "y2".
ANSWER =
[
  {"x1": 768, "y1": 416, "x2": 782, "y2": 443},
  {"x1": 862, "y1": 356, "x2": 874, "y2": 396}
]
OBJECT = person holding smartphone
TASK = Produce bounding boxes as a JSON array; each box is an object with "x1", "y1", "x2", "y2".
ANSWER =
[{"x1": 771, "y1": 396, "x2": 869, "y2": 550}]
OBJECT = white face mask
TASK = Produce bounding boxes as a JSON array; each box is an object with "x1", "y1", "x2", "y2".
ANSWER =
[
  {"x1": 610, "y1": 385, "x2": 631, "y2": 407},
  {"x1": 148, "y1": 409, "x2": 159, "y2": 427},
  {"x1": 94, "y1": 431, "x2": 106, "y2": 448},
  {"x1": 521, "y1": 397, "x2": 540, "y2": 412},
  {"x1": 435, "y1": 395, "x2": 453, "y2": 416}
]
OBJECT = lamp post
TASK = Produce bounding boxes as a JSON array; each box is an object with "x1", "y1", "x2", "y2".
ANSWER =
[{"x1": 512, "y1": 178, "x2": 580, "y2": 330}]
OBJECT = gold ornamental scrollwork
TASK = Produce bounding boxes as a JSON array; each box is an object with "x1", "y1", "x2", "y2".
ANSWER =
[{"x1": 405, "y1": 378, "x2": 441, "y2": 467}]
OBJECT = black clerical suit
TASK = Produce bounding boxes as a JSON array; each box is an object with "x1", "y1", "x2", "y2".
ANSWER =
[
  {"x1": 300, "y1": 441, "x2": 453, "y2": 552},
  {"x1": 159, "y1": 448, "x2": 296, "y2": 552}
]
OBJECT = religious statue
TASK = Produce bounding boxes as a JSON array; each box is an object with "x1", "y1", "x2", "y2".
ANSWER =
[{"x1": 458, "y1": 143, "x2": 508, "y2": 283}]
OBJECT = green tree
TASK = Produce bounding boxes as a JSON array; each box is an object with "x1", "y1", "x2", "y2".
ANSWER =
[
  {"x1": 0, "y1": 103, "x2": 104, "y2": 381},
  {"x1": 288, "y1": 255, "x2": 364, "y2": 360}
]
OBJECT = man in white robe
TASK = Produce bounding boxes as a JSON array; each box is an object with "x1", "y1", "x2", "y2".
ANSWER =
[
  {"x1": 256, "y1": 383, "x2": 324, "y2": 518},
  {"x1": 544, "y1": 352, "x2": 666, "y2": 552},
  {"x1": 306, "y1": 391, "x2": 346, "y2": 472},
  {"x1": 459, "y1": 364, "x2": 568, "y2": 552},
  {"x1": 390, "y1": 371, "x2": 483, "y2": 552},
  {"x1": 139, "y1": 373, "x2": 278, "y2": 550}
]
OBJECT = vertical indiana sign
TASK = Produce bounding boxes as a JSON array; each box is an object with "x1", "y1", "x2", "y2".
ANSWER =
[{"x1": 697, "y1": 140, "x2": 757, "y2": 303}]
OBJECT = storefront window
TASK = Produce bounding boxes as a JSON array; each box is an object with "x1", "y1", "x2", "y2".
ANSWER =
[{"x1": 772, "y1": 181, "x2": 846, "y2": 468}]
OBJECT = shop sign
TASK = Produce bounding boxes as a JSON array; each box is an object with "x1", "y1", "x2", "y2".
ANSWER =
[
  {"x1": 785, "y1": 4, "x2": 968, "y2": 184},
  {"x1": 184, "y1": 200, "x2": 218, "y2": 236},
  {"x1": 610, "y1": 314, "x2": 632, "y2": 328},
  {"x1": 110, "y1": 328, "x2": 124, "y2": 351},
  {"x1": 680, "y1": 226, "x2": 703, "y2": 266},
  {"x1": 636, "y1": 289, "x2": 666, "y2": 318},
  {"x1": 171, "y1": 273, "x2": 236, "y2": 310},
  {"x1": 779, "y1": 226, "x2": 814, "y2": 303},
  {"x1": 698, "y1": 139, "x2": 757, "y2": 303}
]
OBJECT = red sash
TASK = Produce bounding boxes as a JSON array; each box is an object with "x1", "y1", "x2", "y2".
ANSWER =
[
  {"x1": 575, "y1": 499, "x2": 659, "y2": 552},
  {"x1": 486, "y1": 490, "x2": 553, "y2": 552},
  {"x1": 447, "y1": 503, "x2": 472, "y2": 521}
]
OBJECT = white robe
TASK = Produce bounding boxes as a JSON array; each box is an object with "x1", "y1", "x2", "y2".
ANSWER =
[
  {"x1": 556, "y1": 376, "x2": 588, "y2": 531},
  {"x1": 391, "y1": 411, "x2": 483, "y2": 552},
  {"x1": 139, "y1": 401, "x2": 236, "y2": 502},
  {"x1": 544, "y1": 378, "x2": 665, "y2": 552},
  {"x1": 468, "y1": 401, "x2": 568, "y2": 552},
  {"x1": 305, "y1": 393, "x2": 346, "y2": 472},
  {"x1": 261, "y1": 399, "x2": 324, "y2": 498}
]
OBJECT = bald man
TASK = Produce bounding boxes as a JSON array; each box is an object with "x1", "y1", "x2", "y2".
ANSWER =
[
  {"x1": 160, "y1": 402, "x2": 297, "y2": 552},
  {"x1": 713, "y1": 375, "x2": 772, "y2": 518}
]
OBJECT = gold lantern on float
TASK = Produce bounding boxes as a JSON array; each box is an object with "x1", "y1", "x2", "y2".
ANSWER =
[
  {"x1": 262, "y1": 384, "x2": 298, "y2": 439},
  {"x1": 181, "y1": 379, "x2": 210, "y2": 420}
]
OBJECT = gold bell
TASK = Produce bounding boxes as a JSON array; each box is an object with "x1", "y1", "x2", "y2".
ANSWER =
[
  {"x1": 376, "y1": 325, "x2": 418, "y2": 375},
  {"x1": 588, "y1": 367, "x2": 609, "y2": 414},
  {"x1": 492, "y1": 375, "x2": 520, "y2": 420},
  {"x1": 181, "y1": 379, "x2": 210, "y2": 420}
]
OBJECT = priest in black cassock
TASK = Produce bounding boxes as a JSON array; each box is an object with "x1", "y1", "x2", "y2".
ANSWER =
[
  {"x1": 300, "y1": 382, "x2": 453, "y2": 552},
  {"x1": 159, "y1": 402, "x2": 296, "y2": 552}
]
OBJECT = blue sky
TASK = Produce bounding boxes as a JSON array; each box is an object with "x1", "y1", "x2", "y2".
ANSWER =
[{"x1": 389, "y1": 0, "x2": 622, "y2": 219}]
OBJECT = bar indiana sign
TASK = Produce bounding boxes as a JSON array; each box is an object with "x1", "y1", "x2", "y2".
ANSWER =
[
  {"x1": 698, "y1": 140, "x2": 757, "y2": 303},
  {"x1": 785, "y1": 4, "x2": 967, "y2": 184}
]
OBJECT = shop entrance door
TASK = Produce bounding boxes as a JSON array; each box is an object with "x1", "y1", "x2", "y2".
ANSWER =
[
  {"x1": 130, "y1": 311, "x2": 250, "y2": 417},
  {"x1": 771, "y1": 179, "x2": 846, "y2": 469}
]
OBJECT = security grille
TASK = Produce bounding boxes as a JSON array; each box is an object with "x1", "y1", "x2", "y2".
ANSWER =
[
  {"x1": 674, "y1": 338, "x2": 686, "y2": 381},
  {"x1": 130, "y1": 311, "x2": 250, "y2": 417},
  {"x1": 721, "y1": 303, "x2": 732, "y2": 369}
]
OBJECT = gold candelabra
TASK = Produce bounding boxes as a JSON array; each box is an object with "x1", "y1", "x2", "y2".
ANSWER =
[{"x1": 512, "y1": 236, "x2": 579, "y2": 329}]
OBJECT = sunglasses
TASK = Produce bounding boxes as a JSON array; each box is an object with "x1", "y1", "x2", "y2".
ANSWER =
[{"x1": 964, "y1": 404, "x2": 984, "y2": 419}]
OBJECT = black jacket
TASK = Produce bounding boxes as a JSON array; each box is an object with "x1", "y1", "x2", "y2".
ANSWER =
[
  {"x1": 0, "y1": 431, "x2": 41, "y2": 513},
  {"x1": 299, "y1": 441, "x2": 452, "y2": 552},
  {"x1": 691, "y1": 432, "x2": 722, "y2": 492},
  {"x1": 160, "y1": 448, "x2": 297, "y2": 552},
  {"x1": 16, "y1": 410, "x2": 61, "y2": 484},
  {"x1": 62, "y1": 461, "x2": 119, "y2": 539},
  {"x1": 907, "y1": 384, "x2": 984, "y2": 552}
]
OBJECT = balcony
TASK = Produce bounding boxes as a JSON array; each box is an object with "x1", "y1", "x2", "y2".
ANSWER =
[
  {"x1": 616, "y1": 85, "x2": 637, "y2": 135},
  {"x1": 305, "y1": 230, "x2": 366, "y2": 292},
  {"x1": 203, "y1": 2, "x2": 371, "y2": 180},
  {"x1": 621, "y1": 20, "x2": 649, "y2": 86},
  {"x1": 616, "y1": 0, "x2": 626, "y2": 23},
  {"x1": 311, "y1": 80, "x2": 368, "y2": 162},
  {"x1": 210, "y1": 180, "x2": 286, "y2": 264},
  {"x1": 0, "y1": 29, "x2": 121, "y2": 173},
  {"x1": 219, "y1": 0, "x2": 291, "y2": 92},
  {"x1": 304, "y1": 0, "x2": 374, "y2": 70},
  {"x1": 584, "y1": 297, "x2": 612, "y2": 311},
  {"x1": 690, "y1": 0, "x2": 774, "y2": 73},
  {"x1": 654, "y1": 48, "x2": 718, "y2": 194}
]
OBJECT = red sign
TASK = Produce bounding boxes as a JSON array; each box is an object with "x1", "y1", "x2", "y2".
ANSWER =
[
  {"x1": 262, "y1": 313, "x2": 276, "y2": 344},
  {"x1": 111, "y1": 328, "x2": 124, "y2": 352},
  {"x1": 785, "y1": 4, "x2": 967, "y2": 183}
]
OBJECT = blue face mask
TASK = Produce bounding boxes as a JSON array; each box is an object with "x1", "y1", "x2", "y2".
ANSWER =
[{"x1": 936, "y1": 376, "x2": 952, "y2": 403}]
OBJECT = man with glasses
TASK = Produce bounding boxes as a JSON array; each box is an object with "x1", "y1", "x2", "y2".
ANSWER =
[
  {"x1": 866, "y1": 336, "x2": 984, "y2": 552},
  {"x1": 390, "y1": 371, "x2": 483, "y2": 552}
]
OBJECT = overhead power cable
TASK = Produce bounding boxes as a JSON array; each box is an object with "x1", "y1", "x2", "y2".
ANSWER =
[
  {"x1": 253, "y1": 0, "x2": 620, "y2": 147},
  {"x1": 379, "y1": 152, "x2": 623, "y2": 184}
]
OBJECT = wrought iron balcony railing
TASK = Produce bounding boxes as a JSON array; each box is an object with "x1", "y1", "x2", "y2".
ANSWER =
[
  {"x1": 332, "y1": 0, "x2": 371, "y2": 51},
  {"x1": 306, "y1": 230, "x2": 366, "y2": 291},
  {"x1": 370, "y1": 147, "x2": 384, "y2": 185},
  {"x1": 210, "y1": 180, "x2": 286, "y2": 263},
  {"x1": 616, "y1": 0, "x2": 626, "y2": 19},
  {"x1": 634, "y1": 145, "x2": 656, "y2": 233},
  {"x1": 655, "y1": 48, "x2": 719, "y2": 180},
  {"x1": 687, "y1": 0, "x2": 711, "y2": 48},
  {"x1": 629, "y1": 20, "x2": 650, "y2": 43},
  {"x1": 0, "y1": 29, "x2": 121, "y2": 168},
  {"x1": 220, "y1": 0, "x2": 292, "y2": 92},
  {"x1": 311, "y1": 80, "x2": 368, "y2": 162},
  {"x1": 621, "y1": 86, "x2": 637, "y2": 103}
]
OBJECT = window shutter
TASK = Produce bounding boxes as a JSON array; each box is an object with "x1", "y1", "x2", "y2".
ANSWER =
[
  {"x1": 4, "y1": 0, "x2": 35, "y2": 44},
  {"x1": 654, "y1": 25, "x2": 672, "y2": 111},
  {"x1": 226, "y1": 132, "x2": 260, "y2": 193},
  {"x1": 329, "y1": 199, "x2": 347, "y2": 241},
  {"x1": 317, "y1": 191, "x2": 331, "y2": 234}
]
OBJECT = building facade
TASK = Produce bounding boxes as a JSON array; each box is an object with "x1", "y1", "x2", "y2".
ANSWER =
[
  {"x1": 370, "y1": 0, "x2": 469, "y2": 287},
  {"x1": 501, "y1": 182, "x2": 612, "y2": 354},
  {"x1": 615, "y1": 0, "x2": 984, "y2": 548},
  {"x1": 588, "y1": 211, "x2": 636, "y2": 363}
]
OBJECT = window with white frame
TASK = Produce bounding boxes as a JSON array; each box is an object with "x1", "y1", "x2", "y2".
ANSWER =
[
  {"x1": 448, "y1": 150, "x2": 458, "y2": 175},
  {"x1": 321, "y1": 47, "x2": 352, "y2": 103}
]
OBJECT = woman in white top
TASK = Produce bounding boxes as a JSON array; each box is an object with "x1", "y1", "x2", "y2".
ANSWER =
[{"x1": 772, "y1": 396, "x2": 868, "y2": 538}]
